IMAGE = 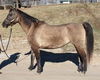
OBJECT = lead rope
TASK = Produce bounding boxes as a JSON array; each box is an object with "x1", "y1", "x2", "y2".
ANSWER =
[
  {"x1": 5, "y1": 28, "x2": 12, "y2": 52},
  {"x1": 0, "y1": 28, "x2": 12, "y2": 58},
  {"x1": 0, "y1": 28, "x2": 30, "y2": 64}
]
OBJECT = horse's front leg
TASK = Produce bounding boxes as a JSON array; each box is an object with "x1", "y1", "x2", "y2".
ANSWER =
[
  {"x1": 29, "y1": 47, "x2": 42, "y2": 73},
  {"x1": 33, "y1": 48, "x2": 42, "y2": 73},
  {"x1": 28, "y1": 49, "x2": 35, "y2": 70}
]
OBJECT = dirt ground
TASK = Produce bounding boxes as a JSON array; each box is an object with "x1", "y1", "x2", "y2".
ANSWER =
[{"x1": 0, "y1": 38, "x2": 100, "y2": 80}]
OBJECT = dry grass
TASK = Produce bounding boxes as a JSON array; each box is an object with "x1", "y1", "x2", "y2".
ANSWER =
[{"x1": 0, "y1": 3, "x2": 100, "y2": 54}]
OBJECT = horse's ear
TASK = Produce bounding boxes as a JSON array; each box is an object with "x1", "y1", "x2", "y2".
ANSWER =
[{"x1": 9, "y1": 6, "x2": 17, "y2": 11}]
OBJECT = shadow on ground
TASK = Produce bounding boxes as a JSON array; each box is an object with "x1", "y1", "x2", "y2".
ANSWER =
[
  {"x1": 0, "y1": 50, "x2": 79, "y2": 72},
  {"x1": 25, "y1": 50, "x2": 79, "y2": 71},
  {"x1": 0, "y1": 53, "x2": 21, "y2": 69}
]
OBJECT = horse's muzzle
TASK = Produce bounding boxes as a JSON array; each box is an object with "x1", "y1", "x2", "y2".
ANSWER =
[{"x1": 2, "y1": 21, "x2": 9, "y2": 28}]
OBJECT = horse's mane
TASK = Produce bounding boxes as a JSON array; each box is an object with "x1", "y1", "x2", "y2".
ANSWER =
[{"x1": 17, "y1": 9, "x2": 40, "y2": 26}]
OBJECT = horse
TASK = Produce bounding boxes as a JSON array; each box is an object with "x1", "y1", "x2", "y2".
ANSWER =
[{"x1": 2, "y1": 8, "x2": 94, "y2": 74}]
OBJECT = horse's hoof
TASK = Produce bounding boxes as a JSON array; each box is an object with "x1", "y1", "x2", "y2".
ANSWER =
[
  {"x1": 77, "y1": 67, "x2": 87, "y2": 74},
  {"x1": 37, "y1": 68, "x2": 43, "y2": 74},
  {"x1": 83, "y1": 68, "x2": 87, "y2": 74},
  {"x1": 28, "y1": 66, "x2": 34, "y2": 70},
  {"x1": 77, "y1": 67, "x2": 84, "y2": 73},
  {"x1": 37, "y1": 70, "x2": 42, "y2": 74}
]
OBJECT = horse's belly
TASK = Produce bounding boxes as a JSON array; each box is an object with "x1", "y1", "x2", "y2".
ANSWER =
[
  {"x1": 37, "y1": 37, "x2": 70, "y2": 49},
  {"x1": 35, "y1": 27, "x2": 70, "y2": 49}
]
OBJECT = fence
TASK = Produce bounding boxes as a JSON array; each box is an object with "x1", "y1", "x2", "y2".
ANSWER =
[{"x1": 0, "y1": 0, "x2": 99, "y2": 9}]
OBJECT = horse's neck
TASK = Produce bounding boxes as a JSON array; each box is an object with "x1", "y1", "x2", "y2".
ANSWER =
[
  {"x1": 19, "y1": 21, "x2": 29, "y2": 34},
  {"x1": 18, "y1": 17, "x2": 34, "y2": 34}
]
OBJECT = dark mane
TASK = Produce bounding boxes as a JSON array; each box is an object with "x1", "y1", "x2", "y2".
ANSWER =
[{"x1": 17, "y1": 9, "x2": 40, "y2": 26}]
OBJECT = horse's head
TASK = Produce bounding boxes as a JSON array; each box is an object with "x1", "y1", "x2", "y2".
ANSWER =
[{"x1": 2, "y1": 8, "x2": 18, "y2": 28}]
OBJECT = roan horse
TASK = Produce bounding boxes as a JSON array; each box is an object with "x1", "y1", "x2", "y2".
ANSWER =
[{"x1": 2, "y1": 8, "x2": 94, "y2": 74}]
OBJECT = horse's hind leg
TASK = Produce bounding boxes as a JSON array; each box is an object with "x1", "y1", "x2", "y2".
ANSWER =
[{"x1": 74, "y1": 44, "x2": 87, "y2": 73}]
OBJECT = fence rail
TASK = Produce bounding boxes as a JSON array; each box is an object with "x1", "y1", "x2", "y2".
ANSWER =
[{"x1": 0, "y1": 0, "x2": 99, "y2": 9}]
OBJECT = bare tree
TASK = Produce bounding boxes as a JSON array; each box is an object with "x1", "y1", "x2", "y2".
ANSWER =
[
  {"x1": 15, "y1": 0, "x2": 21, "y2": 8},
  {"x1": 80, "y1": 0, "x2": 85, "y2": 3},
  {"x1": 33, "y1": 0, "x2": 40, "y2": 6}
]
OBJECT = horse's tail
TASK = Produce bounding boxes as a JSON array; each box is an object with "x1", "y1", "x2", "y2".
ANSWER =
[{"x1": 83, "y1": 22, "x2": 94, "y2": 63}]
